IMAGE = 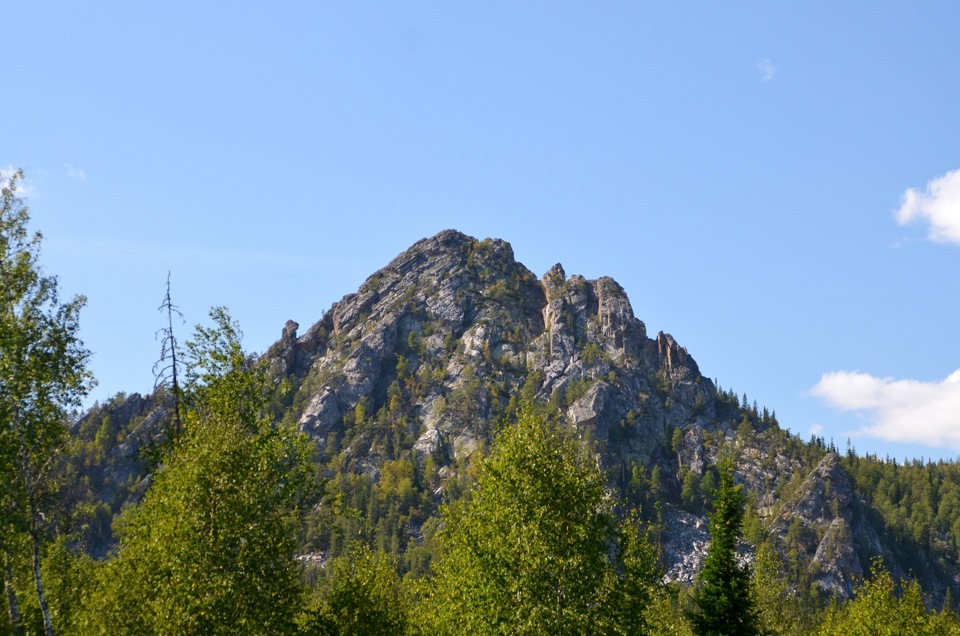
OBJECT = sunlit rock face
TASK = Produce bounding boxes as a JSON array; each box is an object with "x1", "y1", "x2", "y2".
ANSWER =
[{"x1": 266, "y1": 229, "x2": 715, "y2": 473}]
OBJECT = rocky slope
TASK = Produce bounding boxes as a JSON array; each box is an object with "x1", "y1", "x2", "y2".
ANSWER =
[{"x1": 266, "y1": 230, "x2": 715, "y2": 471}]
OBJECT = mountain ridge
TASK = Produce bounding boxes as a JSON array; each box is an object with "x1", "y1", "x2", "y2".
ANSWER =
[{"x1": 71, "y1": 229, "x2": 960, "y2": 605}]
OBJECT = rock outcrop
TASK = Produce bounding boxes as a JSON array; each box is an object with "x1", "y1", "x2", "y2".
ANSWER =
[
  {"x1": 767, "y1": 453, "x2": 874, "y2": 597},
  {"x1": 265, "y1": 229, "x2": 716, "y2": 473}
]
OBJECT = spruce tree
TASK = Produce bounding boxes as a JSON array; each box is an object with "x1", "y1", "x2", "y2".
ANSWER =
[{"x1": 687, "y1": 461, "x2": 759, "y2": 636}]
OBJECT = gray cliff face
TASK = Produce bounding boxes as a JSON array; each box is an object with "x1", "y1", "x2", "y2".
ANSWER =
[
  {"x1": 767, "y1": 454, "x2": 871, "y2": 597},
  {"x1": 268, "y1": 230, "x2": 547, "y2": 463},
  {"x1": 266, "y1": 229, "x2": 717, "y2": 473}
]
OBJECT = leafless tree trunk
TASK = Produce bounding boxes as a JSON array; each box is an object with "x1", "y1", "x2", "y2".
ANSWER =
[{"x1": 154, "y1": 272, "x2": 184, "y2": 442}]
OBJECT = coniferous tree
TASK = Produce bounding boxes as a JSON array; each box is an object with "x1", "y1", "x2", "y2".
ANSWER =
[{"x1": 687, "y1": 461, "x2": 759, "y2": 636}]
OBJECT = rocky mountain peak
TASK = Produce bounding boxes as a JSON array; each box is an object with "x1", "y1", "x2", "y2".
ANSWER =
[{"x1": 262, "y1": 230, "x2": 717, "y2": 472}]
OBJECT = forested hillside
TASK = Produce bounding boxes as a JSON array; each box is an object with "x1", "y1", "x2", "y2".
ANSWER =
[{"x1": 4, "y1": 175, "x2": 960, "y2": 634}]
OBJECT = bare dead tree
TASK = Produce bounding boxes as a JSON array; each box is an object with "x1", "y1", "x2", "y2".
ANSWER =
[{"x1": 153, "y1": 272, "x2": 184, "y2": 442}]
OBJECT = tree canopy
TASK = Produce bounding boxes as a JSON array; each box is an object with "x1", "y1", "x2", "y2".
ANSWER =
[
  {"x1": 77, "y1": 309, "x2": 318, "y2": 635},
  {"x1": 1, "y1": 168, "x2": 94, "y2": 636},
  {"x1": 423, "y1": 407, "x2": 659, "y2": 635}
]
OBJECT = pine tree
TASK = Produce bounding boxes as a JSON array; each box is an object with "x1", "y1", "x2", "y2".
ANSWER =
[{"x1": 687, "y1": 461, "x2": 759, "y2": 636}]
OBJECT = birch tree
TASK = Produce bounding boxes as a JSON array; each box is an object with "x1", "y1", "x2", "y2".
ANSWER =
[{"x1": 0, "y1": 168, "x2": 94, "y2": 636}]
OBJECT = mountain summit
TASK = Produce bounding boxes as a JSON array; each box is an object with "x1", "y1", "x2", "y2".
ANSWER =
[{"x1": 266, "y1": 229, "x2": 714, "y2": 470}]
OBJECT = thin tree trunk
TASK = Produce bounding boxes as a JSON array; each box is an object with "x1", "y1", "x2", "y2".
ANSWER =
[
  {"x1": 3, "y1": 552, "x2": 24, "y2": 636},
  {"x1": 168, "y1": 284, "x2": 182, "y2": 439},
  {"x1": 28, "y1": 500, "x2": 54, "y2": 636},
  {"x1": 14, "y1": 403, "x2": 54, "y2": 636}
]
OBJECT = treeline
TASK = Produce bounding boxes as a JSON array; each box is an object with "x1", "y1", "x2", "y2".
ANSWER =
[
  {"x1": 843, "y1": 449, "x2": 960, "y2": 567},
  {"x1": 9, "y1": 347, "x2": 960, "y2": 634}
]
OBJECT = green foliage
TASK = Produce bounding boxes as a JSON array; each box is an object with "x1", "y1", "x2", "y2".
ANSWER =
[
  {"x1": 421, "y1": 407, "x2": 660, "y2": 635},
  {"x1": 682, "y1": 470, "x2": 702, "y2": 514},
  {"x1": 47, "y1": 393, "x2": 151, "y2": 556},
  {"x1": 1, "y1": 168, "x2": 94, "y2": 636},
  {"x1": 736, "y1": 416, "x2": 755, "y2": 448},
  {"x1": 645, "y1": 586, "x2": 695, "y2": 636},
  {"x1": 581, "y1": 341, "x2": 604, "y2": 365},
  {"x1": 303, "y1": 546, "x2": 411, "y2": 635},
  {"x1": 14, "y1": 189, "x2": 960, "y2": 634},
  {"x1": 34, "y1": 537, "x2": 95, "y2": 634},
  {"x1": 545, "y1": 376, "x2": 593, "y2": 414},
  {"x1": 606, "y1": 510, "x2": 663, "y2": 634},
  {"x1": 77, "y1": 309, "x2": 318, "y2": 635},
  {"x1": 700, "y1": 469, "x2": 718, "y2": 512},
  {"x1": 687, "y1": 461, "x2": 759, "y2": 636},
  {"x1": 840, "y1": 451, "x2": 960, "y2": 583},
  {"x1": 751, "y1": 540, "x2": 815, "y2": 636},
  {"x1": 672, "y1": 427, "x2": 684, "y2": 457},
  {"x1": 818, "y1": 560, "x2": 960, "y2": 635}
]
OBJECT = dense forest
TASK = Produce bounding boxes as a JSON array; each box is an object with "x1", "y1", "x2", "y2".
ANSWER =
[{"x1": 4, "y1": 170, "x2": 960, "y2": 635}]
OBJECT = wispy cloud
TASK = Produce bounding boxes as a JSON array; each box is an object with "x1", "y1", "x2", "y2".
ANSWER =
[
  {"x1": 758, "y1": 59, "x2": 776, "y2": 81},
  {"x1": 810, "y1": 369, "x2": 960, "y2": 450},
  {"x1": 1, "y1": 166, "x2": 37, "y2": 197},
  {"x1": 896, "y1": 168, "x2": 960, "y2": 245},
  {"x1": 48, "y1": 235, "x2": 327, "y2": 269},
  {"x1": 64, "y1": 163, "x2": 87, "y2": 182}
]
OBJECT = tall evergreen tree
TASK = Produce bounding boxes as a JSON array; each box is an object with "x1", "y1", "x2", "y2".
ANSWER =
[
  {"x1": 1, "y1": 169, "x2": 94, "y2": 636},
  {"x1": 687, "y1": 461, "x2": 759, "y2": 636}
]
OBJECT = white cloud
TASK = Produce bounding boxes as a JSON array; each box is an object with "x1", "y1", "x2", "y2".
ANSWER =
[
  {"x1": 0, "y1": 166, "x2": 37, "y2": 197},
  {"x1": 811, "y1": 369, "x2": 960, "y2": 450},
  {"x1": 758, "y1": 59, "x2": 776, "y2": 81},
  {"x1": 895, "y1": 168, "x2": 960, "y2": 245},
  {"x1": 64, "y1": 163, "x2": 87, "y2": 182},
  {"x1": 808, "y1": 423, "x2": 824, "y2": 437}
]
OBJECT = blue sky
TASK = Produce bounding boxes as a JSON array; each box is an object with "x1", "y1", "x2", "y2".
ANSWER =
[{"x1": 4, "y1": 3, "x2": 959, "y2": 461}]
